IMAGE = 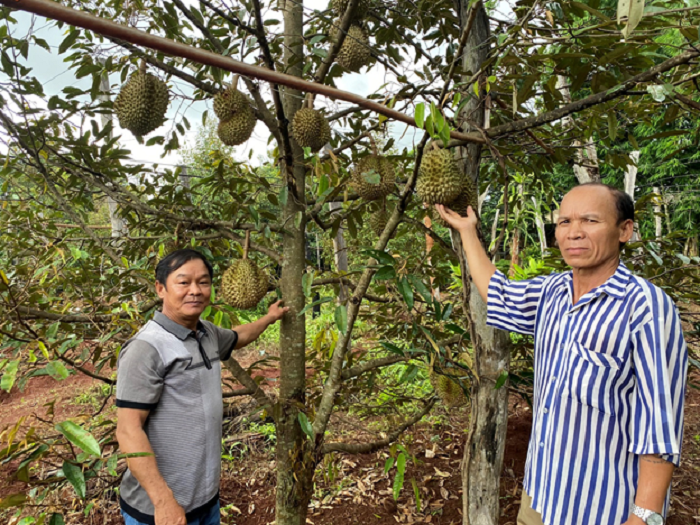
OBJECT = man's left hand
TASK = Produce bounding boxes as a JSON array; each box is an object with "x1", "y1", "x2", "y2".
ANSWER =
[{"x1": 267, "y1": 300, "x2": 289, "y2": 322}]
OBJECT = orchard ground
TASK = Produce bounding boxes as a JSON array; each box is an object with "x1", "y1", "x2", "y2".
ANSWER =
[{"x1": 1, "y1": 345, "x2": 699, "y2": 525}]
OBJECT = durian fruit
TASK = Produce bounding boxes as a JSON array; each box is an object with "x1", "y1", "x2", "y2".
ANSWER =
[
  {"x1": 221, "y1": 232, "x2": 269, "y2": 310},
  {"x1": 428, "y1": 354, "x2": 468, "y2": 408},
  {"x1": 437, "y1": 176, "x2": 478, "y2": 228},
  {"x1": 213, "y1": 84, "x2": 251, "y2": 121},
  {"x1": 114, "y1": 60, "x2": 169, "y2": 137},
  {"x1": 335, "y1": 25, "x2": 371, "y2": 72},
  {"x1": 351, "y1": 148, "x2": 396, "y2": 201},
  {"x1": 218, "y1": 108, "x2": 256, "y2": 146},
  {"x1": 330, "y1": 0, "x2": 371, "y2": 19},
  {"x1": 416, "y1": 147, "x2": 464, "y2": 205},
  {"x1": 292, "y1": 94, "x2": 331, "y2": 152},
  {"x1": 215, "y1": 76, "x2": 256, "y2": 146},
  {"x1": 369, "y1": 206, "x2": 389, "y2": 237}
]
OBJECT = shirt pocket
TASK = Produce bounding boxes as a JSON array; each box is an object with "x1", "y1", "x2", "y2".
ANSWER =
[{"x1": 564, "y1": 342, "x2": 623, "y2": 415}]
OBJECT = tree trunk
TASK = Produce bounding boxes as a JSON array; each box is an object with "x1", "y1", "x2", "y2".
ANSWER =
[
  {"x1": 624, "y1": 151, "x2": 640, "y2": 241},
  {"x1": 653, "y1": 186, "x2": 663, "y2": 239},
  {"x1": 98, "y1": 61, "x2": 128, "y2": 238},
  {"x1": 275, "y1": 1, "x2": 314, "y2": 523},
  {"x1": 557, "y1": 76, "x2": 600, "y2": 184},
  {"x1": 455, "y1": 3, "x2": 511, "y2": 524},
  {"x1": 329, "y1": 201, "x2": 349, "y2": 302},
  {"x1": 531, "y1": 196, "x2": 547, "y2": 254}
]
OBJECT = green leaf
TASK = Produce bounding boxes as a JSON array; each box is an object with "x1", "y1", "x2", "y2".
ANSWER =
[
  {"x1": 279, "y1": 185, "x2": 288, "y2": 207},
  {"x1": 1, "y1": 359, "x2": 19, "y2": 393},
  {"x1": 361, "y1": 249, "x2": 395, "y2": 266},
  {"x1": 494, "y1": 370, "x2": 509, "y2": 390},
  {"x1": 384, "y1": 456, "x2": 395, "y2": 473},
  {"x1": 361, "y1": 169, "x2": 381, "y2": 185},
  {"x1": 302, "y1": 272, "x2": 314, "y2": 298},
  {"x1": 55, "y1": 421, "x2": 101, "y2": 457},
  {"x1": 380, "y1": 342, "x2": 405, "y2": 356},
  {"x1": 46, "y1": 361, "x2": 69, "y2": 381},
  {"x1": 397, "y1": 277, "x2": 414, "y2": 310},
  {"x1": 58, "y1": 30, "x2": 80, "y2": 54},
  {"x1": 297, "y1": 413, "x2": 314, "y2": 440},
  {"x1": 412, "y1": 478, "x2": 421, "y2": 512},
  {"x1": 335, "y1": 304, "x2": 348, "y2": 335},
  {"x1": 0, "y1": 492, "x2": 27, "y2": 509},
  {"x1": 374, "y1": 265, "x2": 396, "y2": 280},
  {"x1": 415, "y1": 103, "x2": 425, "y2": 128},
  {"x1": 297, "y1": 296, "x2": 333, "y2": 317},
  {"x1": 393, "y1": 453, "x2": 406, "y2": 501},
  {"x1": 408, "y1": 275, "x2": 432, "y2": 303},
  {"x1": 48, "y1": 514, "x2": 65, "y2": 525},
  {"x1": 61, "y1": 461, "x2": 86, "y2": 499}
]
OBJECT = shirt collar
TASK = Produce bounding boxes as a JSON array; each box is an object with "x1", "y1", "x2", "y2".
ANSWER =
[
  {"x1": 564, "y1": 260, "x2": 631, "y2": 304},
  {"x1": 153, "y1": 311, "x2": 207, "y2": 340}
]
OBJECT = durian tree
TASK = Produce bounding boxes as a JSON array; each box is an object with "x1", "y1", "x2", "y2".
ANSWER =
[{"x1": 1, "y1": 0, "x2": 700, "y2": 524}]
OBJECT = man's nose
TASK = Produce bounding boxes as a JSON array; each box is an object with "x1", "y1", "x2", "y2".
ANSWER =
[
  {"x1": 568, "y1": 221, "x2": 584, "y2": 239},
  {"x1": 188, "y1": 283, "x2": 203, "y2": 295}
]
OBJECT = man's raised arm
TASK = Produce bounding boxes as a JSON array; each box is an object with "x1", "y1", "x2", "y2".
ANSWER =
[{"x1": 435, "y1": 204, "x2": 495, "y2": 303}]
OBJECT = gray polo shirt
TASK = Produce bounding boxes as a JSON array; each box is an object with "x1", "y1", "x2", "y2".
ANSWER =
[{"x1": 115, "y1": 311, "x2": 238, "y2": 524}]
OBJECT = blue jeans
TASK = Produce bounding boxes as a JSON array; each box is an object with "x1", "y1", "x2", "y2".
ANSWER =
[{"x1": 122, "y1": 501, "x2": 220, "y2": 525}]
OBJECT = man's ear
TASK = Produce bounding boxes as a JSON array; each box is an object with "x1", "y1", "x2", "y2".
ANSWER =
[
  {"x1": 619, "y1": 219, "x2": 634, "y2": 243},
  {"x1": 155, "y1": 280, "x2": 166, "y2": 299}
]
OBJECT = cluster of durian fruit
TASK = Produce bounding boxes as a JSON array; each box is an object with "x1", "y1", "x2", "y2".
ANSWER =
[
  {"x1": 329, "y1": 0, "x2": 373, "y2": 72},
  {"x1": 350, "y1": 134, "x2": 397, "y2": 238},
  {"x1": 416, "y1": 145, "x2": 478, "y2": 227}
]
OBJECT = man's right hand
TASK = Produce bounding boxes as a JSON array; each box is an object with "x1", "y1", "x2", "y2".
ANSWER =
[
  {"x1": 435, "y1": 204, "x2": 478, "y2": 234},
  {"x1": 154, "y1": 496, "x2": 186, "y2": 525}
]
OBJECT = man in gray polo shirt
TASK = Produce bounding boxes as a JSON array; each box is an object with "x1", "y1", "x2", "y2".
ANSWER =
[{"x1": 116, "y1": 249, "x2": 288, "y2": 525}]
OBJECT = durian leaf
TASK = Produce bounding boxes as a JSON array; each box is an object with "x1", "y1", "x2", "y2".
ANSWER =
[
  {"x1": 393, "y1": 453, "x2": 406, "y2": 501},
  {"x1": 61, "y1": 461, "x2": 86, "y2": 499},
  {"x1": 297, "y1": 413, "x2": 314, "y2": 440},
  {"x1": 398, "y1": 277, "x2": 414, "y2": 310},
  {"x1": 415, "y1": 102, "x2": 425, "y2": 129},
  {"x1": 335, "y1": 304, "x2": 347, "y2": 335},
  {"x1": 617, "y1": 0, "x2": 645, "y2": 38}
]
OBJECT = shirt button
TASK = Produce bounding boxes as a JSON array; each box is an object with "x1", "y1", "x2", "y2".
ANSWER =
[
  {"x1": 551, "y1": 376, "x2": 556, "y2": 382},
  {"x1": 543, "y1": 408, "x2": 549, "y2": 414},
  {"x1": 540, "y1": 442, "x2": 544, "y2": 448}
]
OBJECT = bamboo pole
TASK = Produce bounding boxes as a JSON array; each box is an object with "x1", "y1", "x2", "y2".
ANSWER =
[{"x1": 0, "y1": 0, "x2": 485, "y2": 144}]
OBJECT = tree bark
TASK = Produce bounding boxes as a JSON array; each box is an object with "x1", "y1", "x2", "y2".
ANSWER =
[
  {"x1": 557, "y1": 76, "x2": 600, "y2": 184},
  {"x1": 329, "y1": 201, "x2": 349, "y2": 302},
  {"x1": 275, "y1": 2, "x2": 314, "y2": 523},
  {"x1": 454, "y1": 3, "x2": 511, "y2": 525},
  {"x1": 98, "y1": 61, "x2": 128, "y2": 238},
  {"x1": 624, "y1": 151, "x2": 640, "y2": 241},
  {"x1": 653, "y1": 186, "x2": 663, "y2": 239}
]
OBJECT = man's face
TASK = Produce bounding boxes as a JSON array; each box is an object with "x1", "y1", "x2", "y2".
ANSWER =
[
  {"x1": 155, "y1": 259, "x2": 212, "y2": 321},
  {"x1": 555, "y1": 186, "x2": 633, "y2": 271}
]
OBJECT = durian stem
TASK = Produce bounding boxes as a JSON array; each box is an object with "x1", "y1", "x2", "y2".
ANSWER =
[
  {"x1": 139, "y1": 58, "x2": 147, "y2": 73},
  {"x1": 232, "y1": 74, "x2": 240, "y2": 90},
  {"x1": 304, "y1": 92, "x2": 314, "y2": 109},
  {"x1": 243, "y1": 230, "x2": 250, "y2": 260},
  {"x1": 368, "y1": 133, "x2": 378, "y2": 156}
]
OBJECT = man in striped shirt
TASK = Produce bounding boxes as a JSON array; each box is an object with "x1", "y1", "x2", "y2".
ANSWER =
[{"x1": 436, "y1": 183, "x2": 687, "y2": 525}]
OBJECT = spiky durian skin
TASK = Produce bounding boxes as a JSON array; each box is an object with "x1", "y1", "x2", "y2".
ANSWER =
[
  {"x1": 213, "y1": 87, "x2": 250, "y2": 121},
  {"x1": 351, "y1": 155, "x2": 396, "y2": 200},
  {"x1": 416, "y1": 149, "x2": 463, "y2": 205},
  {"x1": 221, "y1": 260, "x2": 269, "y2": 310},
  {"x1": 437, "y1": 176, "x2": 478, "y2": 228},
  {"x1": 114, "y1": 71, "x2": 169, "y2": 137},
  {"x1": 217, "y1": 106, "x2": 256, "y2": 146},
  {"x1": 429, "y1": 370, "x2": 468, "y2": 408},
  {"x1": 369, "y1": 208, "x2": 389, "y2": 236},
  {"x1": 292, "y1": 108, "x2": 331, "y2": 152},
  {"x1": 335, "y1": 25, "x2": 371, "y2": 72},
  {"x1": 330, "y1": 0, "x2": 371, "y2": 18}
]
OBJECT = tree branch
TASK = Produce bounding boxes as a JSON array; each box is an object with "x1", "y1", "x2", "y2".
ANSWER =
[
  {"x1": 321, "y1": 397, "x2": 435, "y2": 455},
  {"x1": 224, "y1": 357, "x2": 273, "y2": 413},
  {"x1": 341, "y1": 355, "x2": 409, "y2": 380}
]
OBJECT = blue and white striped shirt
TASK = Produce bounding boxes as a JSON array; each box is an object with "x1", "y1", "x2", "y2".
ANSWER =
[{"x1": 487, "y1": 262, "x2": 687, "y2": 525}]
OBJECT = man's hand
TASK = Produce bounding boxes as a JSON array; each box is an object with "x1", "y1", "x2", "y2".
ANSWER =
[
  {"x1": 267, "y1": 300, "x2": 290, "y2": 322},
  {"x1": 621, "y1": 515, "x2": 645, "y2": 525},
  {"x1": 435, "y1": 204, "x2": 478, "y2": 234},
  {"x1": 154, "y1": 495, "x2": 186, "y2": 525}
]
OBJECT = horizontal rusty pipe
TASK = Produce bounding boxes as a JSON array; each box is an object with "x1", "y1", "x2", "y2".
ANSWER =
[{"x1": 0, "y1": 0, "x2": 485, "y2": 144}]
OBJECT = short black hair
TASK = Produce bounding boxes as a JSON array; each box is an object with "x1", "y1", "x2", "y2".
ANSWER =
[
  {"x1": 156, "y1": 248, "x2": 213, "y2": 288},
  {"x1": 578, "y1": 183, "x2": 635, "y2": 249}
]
